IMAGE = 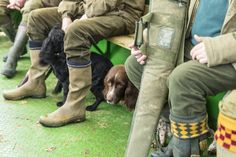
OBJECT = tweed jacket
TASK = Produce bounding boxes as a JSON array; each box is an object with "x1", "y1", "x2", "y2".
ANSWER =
[{"x1": 180, "y1": 0, "x2": 236, "y2": 69}]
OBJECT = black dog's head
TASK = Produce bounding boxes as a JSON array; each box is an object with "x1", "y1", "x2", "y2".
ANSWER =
[{"x1": 39, "y1": 24, "x2": 65, "y2": 65}]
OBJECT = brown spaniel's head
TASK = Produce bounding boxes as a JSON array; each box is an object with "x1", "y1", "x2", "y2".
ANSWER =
[{"x1": 103, "y1": 65, "x2": 138, "y2": 110}]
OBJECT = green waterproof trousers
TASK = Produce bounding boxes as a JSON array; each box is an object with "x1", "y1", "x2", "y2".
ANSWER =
[{"x1": 168, "y1": 60, "x2": 236, "y2": 117}]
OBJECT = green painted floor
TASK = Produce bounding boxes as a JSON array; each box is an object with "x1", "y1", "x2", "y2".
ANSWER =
[{"x1": 0, "y1": 35, "x2": 216, "y2": 157}]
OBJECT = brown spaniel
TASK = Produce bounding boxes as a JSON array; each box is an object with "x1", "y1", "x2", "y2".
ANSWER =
[{"x1": 103, "y1": 65, "x2": 139, "y2": 110}]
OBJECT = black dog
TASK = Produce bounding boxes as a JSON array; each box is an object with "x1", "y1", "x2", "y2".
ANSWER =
[{"x1": 39, "y1": 25, "x2": 113, "y2": 111}]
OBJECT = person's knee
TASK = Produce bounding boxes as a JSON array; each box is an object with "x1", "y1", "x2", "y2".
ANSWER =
[
  {"x1": 168, "y1": 63, "x2": 192, "y2": 91},
  {"x1": 0, "y1": 14, "x2": 7, "y2": 25},
  {"x1": 27, "y1": 9, "x2": 44, "y2": 39},
  {"x1": 0, "y1": 9, "x2": 10, "y2": 25},
  {"x1": 64, "y1": 21, "x2": 90, "y2": 57},
  {"x1": 21, "y1": 0, "x2": 42, "y2": 25},
  {"x1": 28, "y1": 10, "x2": 41, "y2": 28},
  {"x1": 125, "y1": 55, "x2": 137, "y2": 78},
  {"x1": 0, "y1": 7, "x2": 6, "y2": 16},
  {"x1": 65, "y1": 21, "x2": 86, "y2": 40},
  {"x1": 125, "y1": 55, "x2": 142, "y2": 89}
]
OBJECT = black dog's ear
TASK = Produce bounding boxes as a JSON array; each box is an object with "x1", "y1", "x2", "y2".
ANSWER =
[
  {"x1": 53, "y1": 23, "x2": 62, "y2": 30},
  {"x1": 50, "y1": 29, "x2": 64, "y2": 44},
  {"x1": 48, "y1": 26, "x2": 65, "y2": 53},
  {"x1": 39, "y1": 37, "x2": 54, "y2": 65}
]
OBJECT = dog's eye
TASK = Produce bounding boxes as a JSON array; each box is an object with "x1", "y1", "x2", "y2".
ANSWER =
[
  {"x1": 116, "y1": 83, "x2": 123, "y2": 88},
  {"x1": 107, "y1": 82, "x2": 112, "y2": 86}
]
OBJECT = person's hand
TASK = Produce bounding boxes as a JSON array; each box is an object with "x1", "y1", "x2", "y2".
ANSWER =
[
  {"x1": 7, "y1": 0, "x2": 25, "y2": 11},
  {"x1": 190, "y1": 35, "x2": 208, "y2": 64},
  {"x1": 129, "y1": 44, "x2": 147, "y2": 65},
  {"x1": 62, "y1": 17, "x2": 72, "y2": 32}
]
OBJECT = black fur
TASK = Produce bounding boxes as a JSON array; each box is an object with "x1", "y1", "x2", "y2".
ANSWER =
[{"x1": 39, "y1": 25, "x2": 113, "y2": 111}]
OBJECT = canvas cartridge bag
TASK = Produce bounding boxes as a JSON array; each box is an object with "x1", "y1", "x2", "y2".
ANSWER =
[
  {"x1": 125, "y1": 0, "x2": 190, "y2": 157},
  {"x1": 134, "y1": 0, "x2": 189, "y2": 65}
]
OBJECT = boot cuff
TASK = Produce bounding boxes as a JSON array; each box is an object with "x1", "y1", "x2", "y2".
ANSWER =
[
  {"x1": 67, "y1": 57, "x2": 91, "y2": 68},
  {"x1": 29, "y1": 40, "x2": 43, "y2": 50},
  {"x1": 215, "y1": 113, "x2": 236, "y2": 153},
  {"x1": 170, "y1": 113, "x2": 209, "y2": 139}
]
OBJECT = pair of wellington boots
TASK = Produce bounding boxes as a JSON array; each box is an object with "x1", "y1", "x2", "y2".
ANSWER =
[
  {"x1": 1, "y1": 25, "x2": 28, "y2": 78},
  {"x1": 3, "y1": 49, "x2": 91, "y2": 127}
]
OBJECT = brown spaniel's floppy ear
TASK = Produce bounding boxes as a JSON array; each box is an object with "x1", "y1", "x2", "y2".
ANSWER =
[{"x1": 124, "y1": 80, "x2": 139, "y2": 110}]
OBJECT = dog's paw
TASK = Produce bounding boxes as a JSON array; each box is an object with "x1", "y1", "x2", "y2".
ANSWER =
[{"x1": 86, "y1": 105, "x2": 97, "y2": 111}]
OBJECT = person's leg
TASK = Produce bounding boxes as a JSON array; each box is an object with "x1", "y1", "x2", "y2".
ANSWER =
[
  {"x1": 1, "y1": 24, "x2": 27, "y2": 77},
  {"x1": 3, "y1": 7, "x2": 61, "y2": 100},
  {"x1": 159, "y1": 61, "x2": 236, "y2": 157},
  {"x1": 125, "y1": 55, "x2": 144, "y2": 90},
  {"x1": 0, "y1": 0, "x2": 16, "y2": 42},
  {"x1": 20, "y1": 0, "x2": 62, "y2": 25},
  {"x1": 215, "y1": 90, "x2": 236, "y2": 156},
  {"x1": 2, "y1": 0, "x2": 45, "y2": 64},
  {"x1": 2, "y1": 0, "x2": 61, "y2": 78},
  {"x1": 39, "y1": 15, "x2": 128, "y2": 127}
]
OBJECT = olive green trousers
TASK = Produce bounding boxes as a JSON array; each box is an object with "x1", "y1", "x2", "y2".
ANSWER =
[
  {"x1": 27, "y1": 7, "x2": 129, "y2": 59},
  {"x1": 125, "y1": 54, "x2": 236, "y2": 156},
  {"x1": 0, "y1": 0, "x2": 61, "y2": 26},
  {"x1": 126, "y1": 56, "x2": 236, "y2": 117}
]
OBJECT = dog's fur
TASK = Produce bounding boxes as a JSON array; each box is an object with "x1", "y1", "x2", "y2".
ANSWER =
[
  {"x1": 39, "y1": 25, "x2": 113, "y2": 111},
  {"x1": 103, "y1": 65, "x2": 139, "y2": 110}
]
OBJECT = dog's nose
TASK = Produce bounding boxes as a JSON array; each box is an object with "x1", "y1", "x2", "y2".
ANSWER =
[
  {"x1": 106, "y1": 92, "x2": 114, "y2": 104},
  {"x1": 106, "y1": 100, "x2": 114, "y2": 104},
  {"x1": 106, "y1": 97, "x2": 114, "y2": 104},
  {"x1": 106, "y1": 94, "x2": 114, "y2": 104}
]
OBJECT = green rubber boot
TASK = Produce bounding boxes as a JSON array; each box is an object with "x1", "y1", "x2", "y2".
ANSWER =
[{"x1": 1, "y1": 25, "x2": 28, "y2": 78}]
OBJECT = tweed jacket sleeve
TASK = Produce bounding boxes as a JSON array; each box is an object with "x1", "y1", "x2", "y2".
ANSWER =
[
  {"x1": 203, "y1": 32, "x2": 236, "y2": 67},
  {"x1": 202, "y1": 1, "x2": 236, "y2": 67},
  {"x1": 84, "y1": 0, "x2": 122, "y2": 17},
  {"x1": 58, "y1": 0, "x2": 85, "y2": 19}
]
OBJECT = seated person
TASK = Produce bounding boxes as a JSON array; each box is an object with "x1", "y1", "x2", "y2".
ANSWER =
[
  {"x1": 124, "y1": 0, "x2": 236, "y2": 156},
  {"x1": 3, "y1": 0, "x2": 145, "y2": 127},
  {"x1": 1, "y1": 0, "x2": 62, "y2": 78},
  {"x1": 0, "y1": 0, "x2": 23, "y2": 43},
  {"x1": 215, "y1": 90, "x2": 236, "y2": 156}
]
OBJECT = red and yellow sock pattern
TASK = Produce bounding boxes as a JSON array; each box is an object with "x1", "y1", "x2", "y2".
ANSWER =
[{"x1": 215, "y1": 113, "x2": 236, "y2": 153}]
